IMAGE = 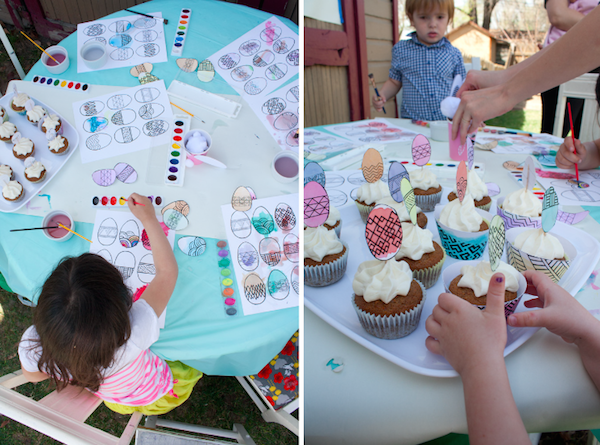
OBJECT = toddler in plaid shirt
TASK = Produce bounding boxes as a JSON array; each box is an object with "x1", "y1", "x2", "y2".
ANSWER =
[{"x1": 373, "y1": 0, "x2": 466, "y2": 121}]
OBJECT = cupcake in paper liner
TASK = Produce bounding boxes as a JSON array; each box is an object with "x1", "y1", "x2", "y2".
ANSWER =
[
  {"x1": 304, "y1": 226, "x2": 348, "y2": 287},
  {"x1": 442, "y1": 260, "x2": 527, "y2": 318},
  {"x1": 409, "y1": 167, "x2": 442, "y2": 212},
  {"x1": 434, "y1": 200, "x2": 491, "y2": 260},
  {"x1": 394, "y1": 222, "x2": 446, "y2": 289},
  {"x1": 354, "y1": 179, "x2": 390, "y2": 224},
  {"x1": 0, "y1": 106, "x2": 8, "y2": 123},
  {"x1": 497, "y1": 197, "x2": 542, "y2": 229},
  {"x1": 10, "y1": 92, "x2": 30, "y2": 115},
  {"x1": 505, "y1": 226, "x2": 576, "y2": 283},
  {"x1": 447, "y1": 169, "x2": 492, "y2": 211},
  {"x1": 414, "y1": 188, "x2": 443, "y2": 212},
  {"x1": 352, "y1": 260, "x2": 426, "y2": 339}
]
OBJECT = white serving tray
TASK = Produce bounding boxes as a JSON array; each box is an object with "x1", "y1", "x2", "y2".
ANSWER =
[
  {"x1": 305, "y1": 198, "x2": 600, "y2": 377},
  {"x1": 0, "y1": 89, "x2": 79, "y2": 212}
]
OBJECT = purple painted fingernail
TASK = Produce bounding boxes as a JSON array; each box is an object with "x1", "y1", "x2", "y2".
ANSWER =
[{"x1": 496, "y1": 276, "x2": 503, "y2": 283}]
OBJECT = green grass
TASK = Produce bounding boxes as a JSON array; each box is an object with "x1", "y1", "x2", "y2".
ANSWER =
[
  {"x1": 0, "y1": 288, "x2": 298, "y2": 444},
  {"x1": 485, "y1": 108, "x2": 542, "y2": 134}
]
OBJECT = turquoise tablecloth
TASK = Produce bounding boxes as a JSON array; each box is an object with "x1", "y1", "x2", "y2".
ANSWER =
[{"x1": 4, "y1": 0, "x2": 299, "y2": 376}]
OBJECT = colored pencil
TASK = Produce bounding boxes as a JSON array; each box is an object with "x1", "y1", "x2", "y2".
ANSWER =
[
  {"x1": 57, "y1": 223, "x2": 93, "y2": 243},
  {"x1": 20, "y1": 31, "x2": 58, "y2": 64},
  {"x1": 567, "y1": 102, "x2": 580, "y2": 182}
]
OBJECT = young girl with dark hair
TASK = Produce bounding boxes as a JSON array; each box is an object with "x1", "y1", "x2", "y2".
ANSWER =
[{"x1": 18, "y1": 193, "x2": 202, "y2": 415}]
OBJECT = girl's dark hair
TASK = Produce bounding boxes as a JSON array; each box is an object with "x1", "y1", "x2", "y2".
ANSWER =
[{"x1": 33, "y1": 253, "x2": 132, "y2": 392}]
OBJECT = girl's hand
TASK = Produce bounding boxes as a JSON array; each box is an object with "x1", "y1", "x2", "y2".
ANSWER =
[
  {"x1": 372, "y1": 94, "x2": 387, "y2": 112},
  {"x1": 556, "y1": 137, "x2": 587, "y2": 169},
  {"x1": 127, "y1": 193, "x2": 155, "y2": 224}
]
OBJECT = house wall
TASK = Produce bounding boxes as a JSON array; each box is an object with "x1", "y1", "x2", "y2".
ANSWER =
[
  {"x1": 39, "y1": 0, "x2": 148, "y2": 25},
  {"x1": 449, "y1": 29, "x2": 492, "y2": 61}
]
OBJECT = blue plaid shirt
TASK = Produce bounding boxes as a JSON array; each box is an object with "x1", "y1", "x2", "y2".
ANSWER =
[{"x1": 390, "y1": 32, "x2": 466, "y2": 121}]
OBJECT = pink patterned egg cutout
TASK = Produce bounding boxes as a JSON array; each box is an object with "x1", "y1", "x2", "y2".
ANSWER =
[
  {"x1": 304, "y1": 181, "x2": 329, "y2": 227},
  {"x1": 365, "y1": 204, "x2": 403, "y2": 260},
  {"x1": 456, "y1": 161, "x2": 467, "y2": 203},
  {"x1": 411, "y1": 134, "x2": 431, "y2": 166}
]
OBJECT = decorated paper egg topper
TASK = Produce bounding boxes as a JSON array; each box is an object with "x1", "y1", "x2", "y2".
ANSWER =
[
  {"x1": 400, "y1": 177, "x2": 418, "y2": 226},
  {"x1": 521, "y1": 156, "x2": 537, "y2": 192},
  {"x1": 231, "y1": 185, "x2": 256, "y2": 212},
  {"x1": 542, "y1": 186, "x2": 559, "y2": 233},
  {"x1": 365, "y1": 204, "x2": 403, "y2": 261},
  {"x1": 388, "y1": 161, "x2": 410, "y2": 203},
  {"x1": 304, "y1": 180, "x2": 329, "y2": 228},
  {"x1": 361, "y1": 148, "x2": 384, "y2": 183},
  {"x1": 411, "y1": 134, "x2": 431, "y2": 167},
  {"x1": 488, "y1": 215, "x2": 505, "y2": 272},
  {"x1": 456, "y1": 160, "x2": 468, "y2": 203},
  {"x1": 304, "y1": 161, "x2": 326, "y2": 187}
]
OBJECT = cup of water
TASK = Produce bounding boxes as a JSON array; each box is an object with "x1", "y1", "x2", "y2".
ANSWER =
[
  {"x1": 271, "y1": 151, "x2": 299, "y2": 183},
  {"x1": 80, "y1": 40, "x2": 107, "y2": 70},
  {"x1": 41, "y1": 45, "x2": 69, "y2": 75}
]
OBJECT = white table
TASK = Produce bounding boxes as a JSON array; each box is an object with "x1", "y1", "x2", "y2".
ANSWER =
[{"x1": 304, "y1": 118, "x2": 600, "y2": 444}]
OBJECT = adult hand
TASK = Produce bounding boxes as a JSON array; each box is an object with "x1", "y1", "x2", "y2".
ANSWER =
[
  {"x1": 456, "y1": 70, "x2": 507, "y2": 98},
  {"x1": 372, "y1": 93, "x2": 387, "y2": 112},
  {"x1": 555, "y1": 137, "x2": 586, "y2": 169},
  {"x1": 425, "y1": 273, "x2": 508, "y2": 376}
]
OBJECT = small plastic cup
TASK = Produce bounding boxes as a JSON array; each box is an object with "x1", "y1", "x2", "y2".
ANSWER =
[
  {"x1": 42, "y1": 210, "x2": 74, "y2": 242},
  {"x1": 41, "y1": 45, "x2": 69, "y2": 75},
  {"x1": 430, "y1": 121, "x2": 449, "y2": 142},
  {"x1": 184, "y1": 129, "x2": 212, "y2": 154},
  {"x1": 80, "y1": 40, "x2": 107, "y2": 70},
  {"x1": 271, "y1": 151, "x2": 299, "y2": 183}
]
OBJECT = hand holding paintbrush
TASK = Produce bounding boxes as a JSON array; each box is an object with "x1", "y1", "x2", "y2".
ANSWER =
[{"x1": 368, "y1": 74, "x2": 386, "y2": 114}]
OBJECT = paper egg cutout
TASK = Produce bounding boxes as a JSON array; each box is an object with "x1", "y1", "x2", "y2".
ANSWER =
[
  {"x1": 83, "y1": 116, "x2": 109, "y2": 133},
  {"x1": 178, "y1": 236, "x2": 207, "y2": 256},
  {"x1": 218, "y1": 53, "x2": 241, "y2": 69},
  {"x1": 244, "y1": 273, "x2": 266, "y2": 305},
  {"x1": 522, "y1": 156, "x2": 537, "y2": 191},
  {"x1": 92, "y1": 169, "x2": 116, "y2": 187},
  {"x1": 268, "y1": 269, "x2": 290, "y2": 300},
  {"x1": 283, "y1": 233, "x2": 299, "y2": 263},
  {"x1": 96, "y1": 249, "x2": 113, "y2": 264},
  {"x1": 400, "y1": 178, "x2": 418, "y2": 225},
  {"x1": 107, "y1": 94, "x2": 132, "y2": 110},
  {"x1": 252, "y1": 206, "x2": 275, "y2": 236},
  {"x1": 161, "y1": 200, "x2": 190, "y2": 217},
  {"x1": 388, "y1": 161, "x2": 410, "y2": 203},
  {"x1": 98, "y1": 217, "x2": 118, "y2": 245},
  {"x1": 176, "y1": 58, "x2": 199, "y2": 72},
  {"x1": 365, "y1": 204, "x2": 403, "y2": 260},
  {"x1": 291, "y1": 266, "x2": 299, "y2": 294},
  {"x1": 80, "y1": 100, "x2": 105, "y2": 116},
  {"x1": 114, "y1": 251, "x2": 135, "y2": 280},
  {"x1": 456, "y1": 161, "x2": 468, "y2": 203},
  {"x1": 114, "y1": 126, "x2": 141, "y2": 143},
  {"x1": 259, "y1": 237, "x2": 281, "y2": 267},
  {"x1": 232, "y1": 186, "x2": 253, "y2": 212},
  {"x1": 86, "y1": 133, "x2": 112, "y2": 151},
  {"x1": 230, "y1": 211, "x2": 252, "y2": 238},
  {"x1": 467, "y1": 138, "x2": 475, "y2": 170},
  {"x1": 129, "y1": 62, "x2": 153, "y2": 77},
  {"x1": 110, "y1": 108, "x2": 136, "y2": 126},
  {"x1": 114, "y1": 162, "x2": 137, "y2": 183},
  {"x1": 197, "y1": 59, "x2": 215, "y2": 82},
  {"x1": 486, "y1": 182, "x2": 501, "y2": 197},
  {"x1": 141, "y1": 229, "x2": 151, "y2": 250},
  {"x1": 119, "y1": 219, "x2": 140, "y2": 248},
  {"x1": 411, "y1": 134, "x2": 431, "y2": 166},
  {"x1": 542, "y1": 187, "x2": 559, "y2": 233},
  {"x1": 362, "y1": 148, "x2": 384, "y2": 183},
  {"x1": 304, "y1": 181, "x2": 329, "y2": 228},
  {"x1": 137, "y1": 254, "x2": 156, "y2": 283},
  {"x1": 238, "y1": 242, "x2": 259, "y2": 271},
  {"x1": 488, "y1": 215, "x2": 505, "y2": 272},
  {"x1": 163, "y1": 208, "x2": 189, "y2": 230},
  {"x1": 304, "y1": 161, "x2": 326, "y2": 187},
  {"x1": 274, "y1": 203, "x2": 296, "y2": 231}
]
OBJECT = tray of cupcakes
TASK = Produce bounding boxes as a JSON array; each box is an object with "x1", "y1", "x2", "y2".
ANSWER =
[
  {"x1": 304, "y1": 144, "x2": 600, "y2": 377},
  {"x1": 0, "y1": 86, "x2": 79, "y2": 212}
]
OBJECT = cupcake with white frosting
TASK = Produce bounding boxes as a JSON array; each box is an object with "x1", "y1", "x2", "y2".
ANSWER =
[
  {"x1": 505, "y1": 227, "x2": 575, "y2": 283},
  {"x1": 0, "y1": 121, "x2": 17, "y2": 142},
  {"x1": 442, "y1": 260, "x2": 526, "y2": 317},
  {"x1": 304, "y1": 225, "x2": 348, "y2": 287},
  {"x1": 448, "y1": 169, "x2": 491, "y2": 211},
  {"x1": 409, "y1": 168, "x2": 443, "y2": 212},
  {"x1": 435, "y1": 196, "x2": 491, "y2": 260},
  {"x1": 0, "y1": 164, "x2": 14, "y2": 180},
  {"x1": 2, "y1": 179, "x2": 24, "y2": 201},
  {"x1": 394, "y1": 223, "x2": 446, "y2": 288},
  {"x1": 10, "y1": 92, "x2": 30, "y2": 115},
  {"x1": 12, "y1": 136, "x2": 35, "y2": 160},
  {"x1": 304, "y1": 204, "x2": 343, "y2": 237},
  {"x1": 354, "y1": 179, "x2": 391, "y2": 223},
  {"x1": 24, "y1": 158, "x2": 46, "y2": 183},
  {"x1": 0, "y1": 106, "x2": 8, "y2": 123},
  {"x1": 497, "y1": 188, "x2": 543, "y2": 229},
  {"x1": 48, "y1": 134, "x2": 69, "y2": 155},
  {"x1": 41, "y1": 114, "x2": 62, "y2": 134},
  {"x1": 26, "y1": 105, "x2": 46, "y2": 126},
  {"x1": 376, "y1": 196, "x2": 428, "y2": 229},
  {"x1": 352, "y1": 260, "x2": 426, "y2": 339}
]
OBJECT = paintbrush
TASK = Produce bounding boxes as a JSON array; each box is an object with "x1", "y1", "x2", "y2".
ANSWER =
[
  {"x1": 125, "y1": 9, "x2": 168, "y2": 24},
  {"x1": 567, "y1": 102, "x2": 580, "y2": 182},
  {"x1": 368, "y1": 73, "x2": 386, "y2": 114},
  {"x1": 10, "y1": 226, "x2": 58, "y2": 232}
]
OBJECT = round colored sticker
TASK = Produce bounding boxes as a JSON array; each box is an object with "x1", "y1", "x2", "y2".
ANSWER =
[{"x1": 222, "y1": 278, "x2": 233, "y2": 286}]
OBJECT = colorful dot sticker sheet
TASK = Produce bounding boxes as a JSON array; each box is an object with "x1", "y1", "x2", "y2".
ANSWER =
[
  {"x1": 76, "y1": 12, "x2": 168, "y2": 73},
  {"x1": 220, "y1": 193, "x2": 299, "y2": 316}
]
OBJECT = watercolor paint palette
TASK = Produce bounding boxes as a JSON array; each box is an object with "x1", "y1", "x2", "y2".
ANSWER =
[
  {"x1": 216, "y1": 239, "x2": 240, "y2": 317},
  {"x1": 171, "y1": 8, "x2": 191, "y2": 56},
  {"x1": 30, "y1": 75, "x2": 90, "y2": 93},
  {"x1": 164, "y1": 114, "x2": 190, "y2": 186},
  {"x1": 507, "y1": 170, "x2": 545, "y2": 200},
  {"x1": 0, "y1": 86, "x2": 80, "y2": 213},
  {"x1": 91, "y1": 194, "x2": 164, "y2": 209}
]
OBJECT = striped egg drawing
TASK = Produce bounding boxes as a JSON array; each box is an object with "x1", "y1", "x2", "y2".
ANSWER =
[
  {"x1": 86, "y1": 133, "x2": 112, "y2": 151},
  {"x1": 114, "y1": 126, "x2": 141, "y2": 144},
  {"x1": 97, "y1": 217, "x2": 118, "y2": 245},
  {"x1": 137, "y1": 254, "x2": 156, "y2": 283},
  {"x1": 114, "y1": 251, "x2": 135, "y2": 280},
  {"x1": 283, "y1": 233, "x2": 299, "y2": 263},
  {"x1": 267, "y1": 269, "x2": 290, "y2": 301}
]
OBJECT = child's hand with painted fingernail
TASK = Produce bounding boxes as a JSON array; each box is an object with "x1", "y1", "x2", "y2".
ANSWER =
[{"x1": 127, "y1": 193, "x2": 155, "y2": 223}]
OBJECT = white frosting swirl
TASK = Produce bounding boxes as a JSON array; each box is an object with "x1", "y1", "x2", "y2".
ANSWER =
[
  {"x1": 26, "y1": 105, "x2": 45, "y2": 123},
  {"x1": 0, "y1": 122, "x2": 16, "y2": 138},
  {"x1": 439, "y1": 196, "x2": 483, "y2": 232},
  {"x1": 325, "y1": 205, "x2": 341, "y2": 225},
  {"x1": 304, "y1": 225, "x2": 344, "y2": 262},
  {"x1": 13, "y1": 138, "x2": 33, "y2": 156},
  {"x1": 376, "y1": 196, "x2": 422, "y2": 222},
  {"x1": 409, "y1": 167, "x2": 439, "y2": 190},
  {"x1": 42, "y1": 114, "x2": 60, "y2": 131},
  {"x1": 458, "y1": 261, "x2": 520, "y2": 297},
  {"x1": 453, "y1": 169, "x2": 488, "y2": 201},
  {"x1": 2, "y1": 180, "x2": 22, "y2": 200},
  {"x1": 514, "y1": 228, "x2": 564, "y2": 260},
  {"x1": 24, "y1": 161, "x2": 45, "y2": 179},
  {"x1": 502, "y1": 188, "x2": 542, "y2": 217},
  {"x1": 352, "y1": 260, "x2": 413, "y2": 303},
  {"x1": 356, "y1": 180, "x2": 391, "y2": 204},
  {"x1": 12, "y1": 93, "x2": 29, "y2": 107},
  {"x1": 395, "y1": 222, "x2": 435, "y2": 260},
  {"x1": 0, "y1": 165, "x2": 12, "y2": 178},
  {"x1": 48, "y1": 136, "x2": 65, "y2": 153}
]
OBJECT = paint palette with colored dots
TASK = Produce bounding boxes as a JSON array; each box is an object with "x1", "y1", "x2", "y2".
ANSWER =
[
  {"x1": 171, "y1": 8, "x2": 191, "y2": 56},
  {"x1": 91, "y1": 195, "x2": 164, "y2": 208},
  {"x1": 164, "y1": 114, "x2": 190, "y2": 186},
  {"x1": 507, "y1": 170, "x2": 546, "y2": 200},
  {"x1": 217, "y1": 240, "x2": 240, "y2": 316},
  {"x1": 31, "y1": 75, "x2": 90, "y2": 93}
]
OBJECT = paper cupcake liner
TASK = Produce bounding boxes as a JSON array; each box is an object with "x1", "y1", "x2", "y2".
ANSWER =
[
  {"x1": 505, "y1": 227, "x2": 576, "y2": 283},
  {"x1": 305, "y1": 242, "x2": 348, "y2": 287},
  {"x1": 475, "y1": 200, "x2": 492, "y2": 212},
  {"x1": 355, "y1": 200, "x2": 375, "y2": 224},
  {"x1": 352, "y1": 280, "x2": 427, "y2": 339},
  {"x1": 434, "y1": 206, "x2": 491, "y2": 260},
  {"x1": 11, "y1": 101, "x2": 26, "y2": 116},
  {"x1": 414, "y1": 189, "x2": 443, "y2": 212},
  {"x1": 442, "y1": 261, "x2": 526, "y2": 318},
  {"x1": 333, "y1": 220, "x2": 342, "y2": 238},
  {"x1": 497, "y1": 197, "x2": 541, "y2": 229},
  {"x1": 409, "y1": 247, "x2": 446, "y2": 289}
]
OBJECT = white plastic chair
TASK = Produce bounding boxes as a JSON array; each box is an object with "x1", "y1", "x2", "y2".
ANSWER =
[
  {"x1": 0, "y1": 26, "x2": 25, "y2": 79},
  {"x1": 553, "y1": 73, "x2": 600, "y2": 142},
  {"x1": 0, "y1": 369, "x2": 142, "y2": 444}
]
